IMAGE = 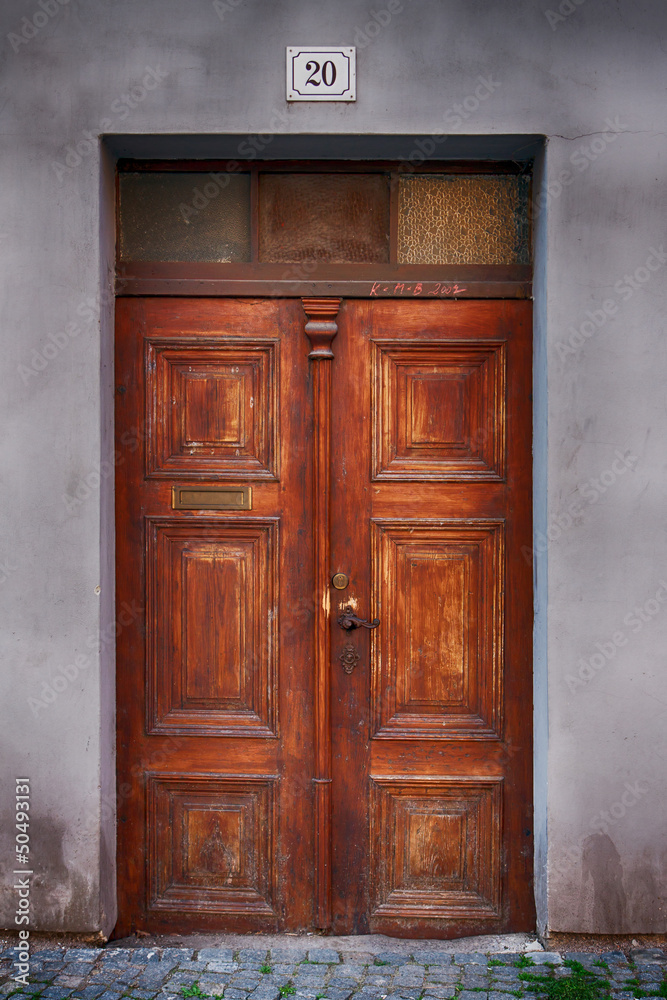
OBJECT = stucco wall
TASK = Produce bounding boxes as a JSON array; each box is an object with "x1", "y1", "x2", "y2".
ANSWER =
[{"x1": 1, "y1": 0, "x2": 665, "y2": 936}]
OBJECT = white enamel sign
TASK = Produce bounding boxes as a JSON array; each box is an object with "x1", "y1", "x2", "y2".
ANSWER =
[{"x1": 286, "y1": 47, "x2": 356, "y2": 101}]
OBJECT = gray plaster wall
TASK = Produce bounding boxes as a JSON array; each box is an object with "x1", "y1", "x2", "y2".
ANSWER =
[{"x1": 1, "y1": 0, "x2": 666, "y2": 936}]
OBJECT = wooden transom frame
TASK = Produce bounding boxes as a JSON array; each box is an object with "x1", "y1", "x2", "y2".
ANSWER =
[{"x1": 115, "y1": 159, "x2": 533, "y2": 299}]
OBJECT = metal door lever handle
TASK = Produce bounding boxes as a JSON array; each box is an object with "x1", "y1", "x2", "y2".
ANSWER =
[{"x1": 337, "y1": 606, "x2": 380, "y2": 631}]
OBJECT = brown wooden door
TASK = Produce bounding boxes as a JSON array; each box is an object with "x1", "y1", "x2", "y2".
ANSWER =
[
  {"x1": 328, "y1": 299, "x2": 534, "y2": 937},
  {"x1": 115, "y1": 295, "x2": 533, "y2": 936},
  {"x1": 115, "y1": 297, "x2": 317, "y2": 934}
]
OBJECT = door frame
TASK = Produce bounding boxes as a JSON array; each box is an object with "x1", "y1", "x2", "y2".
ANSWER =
[{"x1": 104, "y1": 143, "x2": 547, "y2": 937}]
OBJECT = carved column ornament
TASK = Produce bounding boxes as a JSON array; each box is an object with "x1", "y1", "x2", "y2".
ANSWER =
[
  {"x1": 302, "y1": 297, "x2": 341, "y2": 358},
  {"x1": 302, "y1": 296, "x2": 340, "y2": 930}
]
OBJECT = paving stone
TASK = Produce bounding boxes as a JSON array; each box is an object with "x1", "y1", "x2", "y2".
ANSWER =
[
  {"x1": 373, "y1": 956, "x2": 406, "y2": 968},
  {"x1": 63, "y1": 954, "x2": 101, "y2": 965},
  {"x1": 198, "y1": 978, "x2": 232, "y2": 991},
  {"x1": 157, "y1": 956, "x2": 195, "y2": 967},
  {"x1": 330, "y1": 969, "x2": 364, "y2": 982},
  {"x1": 36, "y1": 990, "x2": 73, "y2": 1000},
  {"x1": 489, "y1": 993, "x2": 520, "y2": 1000},
  {"x1": 123, "y1": 991, "x2": 159, "y2": 999},
  {"x1": 392, "y1": 988, "x2": 421, "y2": 1000},
  {"x1": 205, "y1": 967, "x2": 237, "y2": 977},
  {"x1": 132, "y1": 975, "x2": 170, "y2": 990},
  {"x1": 235, "y1": 954, "x2": 267, "y2": 967},
  {"x1": 563, "y1": 953, "x2": 600, "y2": 968},
  {"x1": 637, "y1": 970, "x2": 665, "y2": 983},
  {"x1": 321, "y1": 990, "x2": 354, "y2": 1000},
  {"x1": 461, "y1": 976, "x2": 490, "y2": 990},
  {"x1": 527, "y1": 953, "x2": 562, "y2": 966},
  {"x1": 454, "y1": 954, "x2": 488, "y2": 967},
  {"x1": 231, "y1": 978, "x2": 261, "y2": 992},
  {"x1": 630, "y1": 949, "x2": 666, "y2": 964},
  {"x1": 26, "y1": 971, "x2": 56, "y2": 983},
  {"x1": 73, "y1": 988, "x2": 109, "y2": 1000},
  {"x1": 424, "y1": 970, "x2": 459, "y2": 984},
  {"x1": 64, "y1": 967, "x2": 100, "y2": 980},
  {"x1": 610, "y1": 994, "x2": 637, "y2": 1000},
  {"x1": 415, "y1": 955, "x2": 452, "y2": 967},
  {"x1": 92, "y1": 993, "x2": 124, "y2": 1000},
  {"x1": 422, "y1": 989, "x2": 457, "y2": 1000},
  {"x1": 223, "y1": 992, "x2": 250, "y2": 1000},
  {"x1": 305, "y1": 953, "x2": 339, "y2": 967},
  {"x1": 54, "y1": 978, "x2": 86, "y2": 989},
  {"x1": 195, "y1": 954, "x2": 233, "y2": 967},
  {"x1": 249, "y1": 989, "x2": 279, "y2": 1000},
  {"x1": 265, "y1": 953, "x2": 304, "y2": 967},
  {"x1": 455, "y1": 992, "x2": 488, "y2": 1000}
]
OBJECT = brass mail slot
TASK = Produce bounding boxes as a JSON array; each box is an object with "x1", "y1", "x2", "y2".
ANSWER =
[{"x1": 172, "y1": 486, "x2": 252, "y2": 510}]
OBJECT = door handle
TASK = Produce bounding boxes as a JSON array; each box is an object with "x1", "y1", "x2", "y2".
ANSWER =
[{"x1": 337, "y1": 606, "x2": 380, "y2": 631}]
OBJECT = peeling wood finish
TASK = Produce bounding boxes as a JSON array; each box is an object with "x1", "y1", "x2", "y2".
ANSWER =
[{"x1": 302, "y1": 297, "x2": 340, "y2": 929}]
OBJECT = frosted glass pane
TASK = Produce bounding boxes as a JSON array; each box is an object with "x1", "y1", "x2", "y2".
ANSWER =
[
  {"x1": 119, "y1": 172, "x2": 251, "y2": 262},
  {"x1": 259, "y1": 173, "x2": 390, "y2": 263},
  {"x1": 398, "y1": 175, "x2": 530, "y2": 265}
]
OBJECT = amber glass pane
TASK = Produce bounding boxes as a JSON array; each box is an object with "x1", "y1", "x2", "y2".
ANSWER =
[
  {"x1": 398, "y1": 175, "x2": 530, "y2": 265},
  {"x1": 259, "y1": 173, "x2": 390, "y2": 263},
  {"x1": 119, "y1": 172, "x2": 251, "y2": 262}
]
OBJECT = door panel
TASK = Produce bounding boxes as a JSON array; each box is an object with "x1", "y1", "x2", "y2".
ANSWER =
[
  {"x1": 329, "y1": 299, "x2": 533, "y2": 937},
  {"x1": 115, "y1": 296, "x2": 533, "y2": 937},
  {"x1": 115, "y1": 298, "x2": 314, "y2": 935}
]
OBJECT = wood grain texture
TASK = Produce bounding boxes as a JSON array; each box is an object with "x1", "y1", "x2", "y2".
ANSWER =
[
  {"x1": 329, "y1": 299, "x2": 533, "y2": 939},
  {"x1": 372, "y1": 340, "x2": 506, "y2": 480},
  {"x1": 370, "y1": 519, "x2": 504, "y2": 739},
  {"x1": 146, "y1": 338, "x2": 278, "y2": 479},
  {"x1": 115, "y1": 297, "x2": 315, "y2": 936},
  {"x1": 116, "y1": 295, "x2": 533, "y2": 938},
  {"x1": 146, "y1": 517, "x2": 278, "y2": 737}
]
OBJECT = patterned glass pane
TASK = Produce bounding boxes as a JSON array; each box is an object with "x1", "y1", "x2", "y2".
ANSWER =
[
  {"x1": 258, "y1": 173, "x2": 390, "y2": 263},
  {"x1": 398, "y1": 175, "x2": 530, "y2": 265},
  {"x1": 119, "y1": 172, "x2": 251, "y2": 262}
]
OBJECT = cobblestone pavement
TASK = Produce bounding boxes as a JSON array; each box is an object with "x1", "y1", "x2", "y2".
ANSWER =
[{"x1": 2, "y1": 945, "x2": 667, "y2": 1000}]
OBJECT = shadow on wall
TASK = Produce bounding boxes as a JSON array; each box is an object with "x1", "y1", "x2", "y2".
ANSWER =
[
  {"x1": 0, "y1": 813, "x2": 95, "y2": 931},
  {"x1": 581, "y1": 833, "x2": 665, "y2": 932}
]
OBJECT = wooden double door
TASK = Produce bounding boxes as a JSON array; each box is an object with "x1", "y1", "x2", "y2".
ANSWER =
[{"x1": 115, "y1": 295, "x2": 533, "y2": 937}]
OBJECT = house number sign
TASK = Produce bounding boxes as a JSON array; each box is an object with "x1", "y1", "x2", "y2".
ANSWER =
[{"x1": 286, "y1": 47, "x2": 356, "y2": 101}]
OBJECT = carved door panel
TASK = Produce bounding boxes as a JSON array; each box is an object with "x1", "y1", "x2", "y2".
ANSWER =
[
  {"x1": 115, "y1": 297, "x2": 315, "y2": 934},
  {"x1": 328, "y1": 299, "x2": 534, "y2": 937}
]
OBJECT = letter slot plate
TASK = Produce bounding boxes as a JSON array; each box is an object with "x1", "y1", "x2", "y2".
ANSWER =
[{"x1": 172, "y1": 486, "x2": 252, "y2": 510}]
